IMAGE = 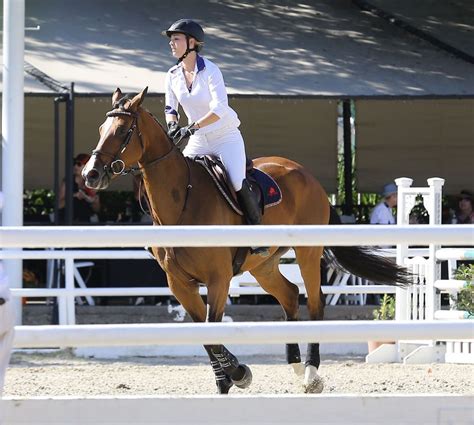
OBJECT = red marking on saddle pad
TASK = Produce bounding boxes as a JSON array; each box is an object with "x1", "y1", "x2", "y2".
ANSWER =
[
  {"x1": 252, "y1": 169, "x2": 282, "y2": 208},
  {"x1": 268, "y1": 186, "x2": 277, "y2": 197}
]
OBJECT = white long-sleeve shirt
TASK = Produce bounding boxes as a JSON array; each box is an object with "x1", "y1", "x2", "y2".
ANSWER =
[
  {"x1": 164, "y1": 55, "x2": 240, "y2": 135},
  {"x1": 370, "y1": 202, "x2": 396, "y2": 224}
]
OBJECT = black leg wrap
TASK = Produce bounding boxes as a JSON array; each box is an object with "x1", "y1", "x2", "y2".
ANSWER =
[
  {"x1": 205, "y1": 345, "x2": 233, "y2": 394},
  {"x1": 286, "y1": 343, "x2": 301, "y2": 364},
  {"x1": 305, "y1": 343, "x2": 321, "y2": 369},
  {"x1": 211, "y1": 345, "x2": 253, "y2": 389},
  {"x1": 210, "y1": 359, "x2": 234, "y2": 394},
  {"x1": 211, "y1": 345, "x2": 240, "y2": 376}
]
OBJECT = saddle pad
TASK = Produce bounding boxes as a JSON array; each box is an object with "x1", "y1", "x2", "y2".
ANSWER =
[{"x1": 251, "y1": 168, "x2": 282, "y2": 209}]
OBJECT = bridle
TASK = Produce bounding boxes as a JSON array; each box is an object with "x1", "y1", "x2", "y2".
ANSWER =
[
  {"x1": 91, "y1": 106, "x2": 193, "y2": 224},
  {"x1": 92, "y1": 108, "x2": 177, "y2": 177}
]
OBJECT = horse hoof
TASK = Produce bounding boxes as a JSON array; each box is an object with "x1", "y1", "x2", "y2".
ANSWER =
[
  {"x1": 216, "y1": 377, "x2": 234, "y2": 394},
  {"x1": 291, "y1": 362, "x2": 305, "y2": 377},
  {"x1": 303, "y1": 365, "x2": 324, "y2": 394},
  {"x1": 232, "y1": 364, "x2": 253, "y2": 389}
]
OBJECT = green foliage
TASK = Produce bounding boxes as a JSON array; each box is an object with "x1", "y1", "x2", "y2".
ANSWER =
[
  {"x1": 23, "y1": 189, "x2": 55, "y2": 217},
  {"x1": 354, "y1": 193, "x2": 377, "y2": 223},
  {"x1": 409, "y1": 195, "x2": 429, "y2": 224},
  {"x1": 373, "y1": 294, "x2": 395, "y2": 320},
  {"x1": 98, "y1": 191, "x2": 136, "y2": 222},
  {"x1": 454, "y1": 284, "x2": 474, "y2": 315},
  {"x1": 22, "y1": 189, "x2": 137, "y2": 223},
  {"x1": 454, "y1": 264, "x2": 474, "y2": 281},
  {"x1": 452, "y1": 264, "x2": 474, "y2": 315}
]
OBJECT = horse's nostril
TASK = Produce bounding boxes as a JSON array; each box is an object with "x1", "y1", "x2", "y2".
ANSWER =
[{"x1": 86, "y1": 169, "x2": 100, "y2": 182}]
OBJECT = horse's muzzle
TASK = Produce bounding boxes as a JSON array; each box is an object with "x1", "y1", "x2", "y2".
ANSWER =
[{"x1": 83, "y1": 167, "x2": 110, "y2": 190}]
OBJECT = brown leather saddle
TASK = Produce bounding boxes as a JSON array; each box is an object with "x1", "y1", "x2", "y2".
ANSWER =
[{"x1": 193, "y1": 155, "x2": 282, "y2": 215}]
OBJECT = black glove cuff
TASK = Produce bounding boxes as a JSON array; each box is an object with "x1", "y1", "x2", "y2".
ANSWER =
[{"x1": 167, "y1": 121, "x2": 178, "y2": 130}]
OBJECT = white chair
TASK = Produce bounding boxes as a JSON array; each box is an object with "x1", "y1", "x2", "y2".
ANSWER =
[
  {"x1": 73, "y1": 261, "x2": 95, "y2": 306},
  {"x1": 46, "y1": 254, "x2": 95, "y2": 306},
  {"x1": 325, "y1": 267, "x2": 351, "y2": 305},
  {"x1": 344, "y1": 275, "x2": 368, "y2": 305}
]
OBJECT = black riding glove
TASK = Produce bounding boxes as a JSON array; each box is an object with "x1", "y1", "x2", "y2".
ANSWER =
[
  {"x1": 176, "y1": 124, "x2": 196, "y2": 140},
  {"x1": 167, "y1": 121, "x2": 180, "y2": 139}
]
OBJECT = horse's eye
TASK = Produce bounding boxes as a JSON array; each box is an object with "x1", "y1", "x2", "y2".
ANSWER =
[{"x1": 115, "y1": 126, "x2": 127, "y2": 136}]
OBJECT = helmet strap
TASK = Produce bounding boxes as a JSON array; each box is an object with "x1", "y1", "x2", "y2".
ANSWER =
[{"x1": 177, "y1": 35, "x2": 197, "y2": 64}]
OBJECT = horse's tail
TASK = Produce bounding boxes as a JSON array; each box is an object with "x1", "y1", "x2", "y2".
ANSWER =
[{"x1": 323, "y1": 207, "x2": 412, "y2": 287}]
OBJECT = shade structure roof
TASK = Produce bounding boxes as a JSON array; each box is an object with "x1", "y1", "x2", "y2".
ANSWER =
[
  {"x1": 1, "y1": 0, "x2": 472, "y2": 196},
  {"x1": 2, "y1": 0, "x2": 472, "y2": 96}
]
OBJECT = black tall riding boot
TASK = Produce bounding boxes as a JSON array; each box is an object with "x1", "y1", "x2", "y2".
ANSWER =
[{"x1": 236, "y1": 179, "x2": 270, "y2": 257}]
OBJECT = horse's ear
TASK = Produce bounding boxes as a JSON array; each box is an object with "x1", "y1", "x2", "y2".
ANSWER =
[
  {"x1": 112, "y1": 88, "x2": 123, "y2": 106},
  {"x1": 130, "y1": 87, "x2": 148, "y2": 110}
]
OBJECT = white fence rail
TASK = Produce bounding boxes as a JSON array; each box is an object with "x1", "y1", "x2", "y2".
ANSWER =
[
  {"x1": 4, "y1": 247, "x2": 416, "y2": 325},
  {"x1": 13, "y1": 320, "x2": 474, "y2": 348},
  {"x1": 2, "y1": 395, "x2": 472, "y2": 425},
  {"x1": 2, "y1": 224, "x2": 472, "y2": 355},
  {"x1": 2, "y1": 228, "x2": 471, "y2": 328},
  {"x1": 1, "y1": 224, "x2": 472, "y2": 248},
  {"x1": 436, "y1": 248, "x2": 474, "y2": 261},
  {"x1": 0, "y1": 247, "x2": 430, "y2": 260},
  {"x1": 11, "y1": 286, "x2": 397, "y2": 298}
]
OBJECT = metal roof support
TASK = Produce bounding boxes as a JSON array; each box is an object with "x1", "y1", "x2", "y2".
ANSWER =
[
  {"x1": 65, "y1": 83, "x2": 75, "y2": 225},
  {"x1": 342, "y1": 100, "x2": 353, "y2": 216}
]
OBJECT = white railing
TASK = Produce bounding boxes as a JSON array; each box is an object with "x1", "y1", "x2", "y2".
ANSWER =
[
  {"x1": 1, "y1": 223, "x2": 472, "y2": 353},
  {"x1": 0, "y1": 247, "x2": 430, "y2": 260},
  {"x1": 1, "y1": 224, "x2": 470, "y2": 328},
  {"x1": 13, "y1": 320, "x2": 474, "y2": 348},
  {"x1": 4, "y1": 247, "x2": 429, "y2": 325},
  {"x1": 436, "y1": 248, "x2": 474, "y2": 279},
  {"x1": 366, "y1": 177, "x2": 474, "y2": 365},
  {"x1": 433, "y1": 248, "x2": 474, "y2": 363},
  {"x1": 1, "y1": 224, "x2": 471, "y2": 248}
]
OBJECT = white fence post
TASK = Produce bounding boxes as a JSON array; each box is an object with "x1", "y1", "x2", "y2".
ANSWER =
[
  {"x1": 425, "y1": 178, "x2": 445, "y2": 321},
  {"x1": 370, "y1": 177, "x2": 458, "y2": 364},
  {"x1": 64, "y1": 258, "x2": 76, "y2": 325},
  {"x1": 2, "y1": 0, "x2": 25, "y2": 327},
  {"x1": 395, "y1": 177, "x2": 413, "y2": 322},
  {"x1": 0, "y1": 263, "x2": 15, "y2": 396}
]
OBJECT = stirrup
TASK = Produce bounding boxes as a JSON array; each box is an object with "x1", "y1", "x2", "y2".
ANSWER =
[{"x1": 250, "y1": 246, "x2": 270, "y2": 257}]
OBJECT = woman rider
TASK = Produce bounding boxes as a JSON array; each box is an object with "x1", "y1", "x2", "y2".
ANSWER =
[{"x1": 162, "y1": 19, "x2": 268, "y2": 256}]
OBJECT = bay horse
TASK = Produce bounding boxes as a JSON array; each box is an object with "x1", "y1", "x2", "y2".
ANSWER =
[{"x1": 83, "y1": 88, "x2": 410, "y2": 394}]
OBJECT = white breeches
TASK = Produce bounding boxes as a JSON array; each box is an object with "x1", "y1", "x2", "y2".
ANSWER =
[
  {"x1": 0, "y1": 300, "x2": 15, "y2": 396},
  {"x1": 183, "y1": 126, "x2": 246, "y2": 191}
]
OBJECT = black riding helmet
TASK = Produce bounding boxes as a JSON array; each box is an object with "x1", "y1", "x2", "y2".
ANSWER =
[
  {"x1": 162, "y1": 19, "x2": 205, "y2": 63},
  {"x1": 163, "y1": 19, "x2": 205, "y2": 42}
]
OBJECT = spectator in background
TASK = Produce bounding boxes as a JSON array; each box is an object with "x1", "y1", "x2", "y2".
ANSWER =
[
  {"x1": 454, "y1": 190, "x2": 474, "y2": 224},
  {"x1": 370, "y1": 182, "x2": 397, "y2": 225},
  {"x1": 115, "y1": 176, "x2": 152, "y2": 224},
  {"x1": 58, "y1": 153, "x2": 101, "y2": 224}
]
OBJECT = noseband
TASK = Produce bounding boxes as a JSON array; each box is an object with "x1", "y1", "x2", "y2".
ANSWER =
[{"x1": 92, "y1": 108, "x2": 176, "y2": 176}]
